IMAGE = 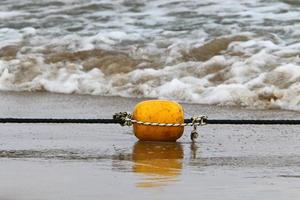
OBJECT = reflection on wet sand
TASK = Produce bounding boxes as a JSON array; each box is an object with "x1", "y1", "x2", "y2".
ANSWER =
[
  {"x1": 132, "y1": 141, "x2": 183, "y2": 188},
  {"x1": 190, "y1": 142, "x2": 198, "y2": 159}
]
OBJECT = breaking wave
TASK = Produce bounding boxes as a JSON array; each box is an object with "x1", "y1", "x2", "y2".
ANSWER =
[{"x1": 0, "y1": 0, "x2": 300, "y2": 111}]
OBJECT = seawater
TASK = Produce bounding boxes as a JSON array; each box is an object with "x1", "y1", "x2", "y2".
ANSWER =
[{"x1": 0, "y1": 0, "x2": 300, "y2": 111}]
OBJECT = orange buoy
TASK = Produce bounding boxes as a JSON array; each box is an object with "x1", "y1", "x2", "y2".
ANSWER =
[{"x1": 132, "y1": 100, "x2": 184, "y2": 141}]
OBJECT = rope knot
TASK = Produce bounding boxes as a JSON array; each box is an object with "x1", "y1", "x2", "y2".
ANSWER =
[
  {"x1": 191, "y1": 115, "x2": 207, "y2": 126},
  {"x1": 113, "y1": 112, "x2": 133, "y2": 126}
]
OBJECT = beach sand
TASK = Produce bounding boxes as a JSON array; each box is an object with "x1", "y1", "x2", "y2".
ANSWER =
[{"x1": 0, "y1": 91, "x2": 300, "y2": 200}]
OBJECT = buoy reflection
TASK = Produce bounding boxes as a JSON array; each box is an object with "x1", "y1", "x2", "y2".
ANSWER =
[{"x1": 132, "y1": 141, "x2": 183, "y2": 188}]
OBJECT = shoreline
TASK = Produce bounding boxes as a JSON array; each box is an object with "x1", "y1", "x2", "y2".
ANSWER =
[{"x1": 1, "y1": 90, "x2": 299, "y2": 115}]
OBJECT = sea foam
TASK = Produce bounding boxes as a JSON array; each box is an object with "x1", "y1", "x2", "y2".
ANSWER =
[{"x1": 0, "y1": 0, "x2": 299, "y2": 111}]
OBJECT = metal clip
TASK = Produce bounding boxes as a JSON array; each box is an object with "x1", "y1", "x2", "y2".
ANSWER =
[
  {"x1": 190, "y1": 124, "x2": 198, "y2": 142},
  {"x1": 189, "y1": 115, "x2": 207, "y2": 141}
]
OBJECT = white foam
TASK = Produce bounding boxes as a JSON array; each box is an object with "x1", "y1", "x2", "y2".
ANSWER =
[
  {"x1": 0, "y1": 11, "x2": 24, "y2": 19},
  {"x1": 275, "y1": 64, "x2": 300, "y2": 81},
  {"x1": 0, "y1": 0, "x2": 300, "y2": 111},
  {"x1": 0, "y1": 28, "x2": 23, "y2": 48}
]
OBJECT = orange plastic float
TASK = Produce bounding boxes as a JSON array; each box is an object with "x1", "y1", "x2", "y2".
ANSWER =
[{"x1": 132, "y1": 100, "x2": 184, "y2": 141}]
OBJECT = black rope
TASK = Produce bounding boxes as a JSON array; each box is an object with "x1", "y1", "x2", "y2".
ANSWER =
[
  {"x1": 0, "y1": 118, "x2": 121, "y2": 124},
  {"x1": 0, "y1": 118, "x2": 299, "y2": 125},
  {"x1": 192, "y1": 119, "x2": 300, "y2": 125}
]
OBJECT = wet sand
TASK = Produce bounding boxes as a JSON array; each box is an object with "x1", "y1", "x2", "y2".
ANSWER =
[{"x1": 0, "y1": 91, "x2": 299, "y2": 200}]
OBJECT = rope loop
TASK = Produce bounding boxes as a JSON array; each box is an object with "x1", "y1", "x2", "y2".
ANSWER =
[{"x1": 190, "y1": 115, "x2": 207, "y2": 126}]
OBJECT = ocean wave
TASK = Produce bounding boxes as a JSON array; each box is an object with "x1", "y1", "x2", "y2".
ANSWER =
[{"x1": 0, "y1": 0, "x2": 300, "y2": 111}]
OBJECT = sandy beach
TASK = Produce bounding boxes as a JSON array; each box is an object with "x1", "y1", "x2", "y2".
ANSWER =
[
  {"x1": 1, "y1": 0, "x2": 300, "y2": 199},
  {"x1": 0, "y1": 91, "x2": 299, "y2": 200}
]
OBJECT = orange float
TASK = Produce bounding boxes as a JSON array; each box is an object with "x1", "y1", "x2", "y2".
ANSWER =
[{"x1": 132, "y1": 100, "x2": 184, "y2": 141}]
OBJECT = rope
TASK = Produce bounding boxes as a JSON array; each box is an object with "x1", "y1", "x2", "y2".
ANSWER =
[
  {"x1": 202, "y1": 119, "x2": 300, "y2": 125},
  {"x1": 129, "y1": 117, "x2": 207, "y2": 127},
  {"x1": 0, "y1": 118, "x2": 120, "y2": 124},
  {"x1": 0, "y1": 116, "x2": 299, "y2": 125},
  {"x1": 2, "y1": 113, "x2": 298, "y2": 143}
]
